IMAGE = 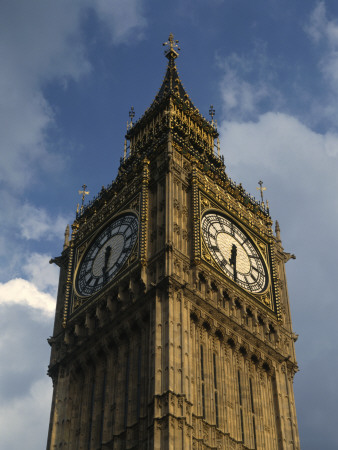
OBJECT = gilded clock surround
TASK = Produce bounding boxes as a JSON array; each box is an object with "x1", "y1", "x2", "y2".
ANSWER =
[
  {"x1": 194, "y1": 184, "x2": 279, "y2": 315},
  {"x1": 67, "y1": 191, "x2": 144, "y2": 317},
  {"x1": 47, "y1": 35, "x2": 299, "y2": 450},
  {"x1": 201, "y1": 210, "x2": 269, "y2": 294},
  {"x1": 74, "y1": 212, "x2": 139, "y2": 298}
]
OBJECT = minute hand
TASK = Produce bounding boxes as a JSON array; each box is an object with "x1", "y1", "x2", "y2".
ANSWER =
[
  {"x1": 102, "y1": 245, "x2": 112, "y2": 277},
  {"x1": 229, "y1": 244, "x2": 237, "y2": 282}
]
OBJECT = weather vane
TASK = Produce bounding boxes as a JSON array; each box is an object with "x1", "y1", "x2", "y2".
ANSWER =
[
  {"x1": 163, "y1": 33, "x2": 180, "y2": 60},
  {"x1": 77, "y1": 184, "x2": 89, "y2": 214},
  {"x1": 257, "y1": 180, "x2": 266, "y2": 203}
]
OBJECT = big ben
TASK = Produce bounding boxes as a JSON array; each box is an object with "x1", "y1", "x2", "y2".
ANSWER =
[{"x1": 47, "y1": 34, "x2": 300, "y2": 449}]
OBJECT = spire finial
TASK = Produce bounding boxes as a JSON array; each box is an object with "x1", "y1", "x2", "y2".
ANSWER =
[
  {"x1": 163, "y1": 33, "x2": 180, "y2": 61},
  {"x1": 275, "y1": 220, "x2": 281, "y2": 242},
  {"x1": 78, "y1": 184, "x2": 89, "y2": 214},
  {"x1": 209, "y1": 105, "x2": 215, "y2": 125},
  {"x1": 256, "y1": 180, "x2": 266, "y2": 203},
  {"x1": 127, "y1": 106, "x2": 135, "y2": 130}
]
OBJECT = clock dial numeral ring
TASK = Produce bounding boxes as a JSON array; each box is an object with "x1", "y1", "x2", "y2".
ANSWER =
[
  {"x1": 202, "y1": 213, "x2": 268, "y2": 293},
  {"x1": 76, "y1": 214, "x2": 138, "y2": 297}
]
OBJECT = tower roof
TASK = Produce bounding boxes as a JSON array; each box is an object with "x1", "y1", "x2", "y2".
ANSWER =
[
  {"x1": 126, "y1": 34, "x2": 217, "y2": 139},
  {"x1": 153, "y1": 33, "x2": 195, "y2": 110}
]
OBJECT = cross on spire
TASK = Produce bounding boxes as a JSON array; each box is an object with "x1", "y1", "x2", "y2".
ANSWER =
[
  {"x1": 256, "y1": 180, "x2": 266, "y2": 203},
  {"x1": 163, "y1": 33, "x2": 180, "y2": 60},
  {"x1": 78, "y1": 184, "x2": 89, "y2": 214}
]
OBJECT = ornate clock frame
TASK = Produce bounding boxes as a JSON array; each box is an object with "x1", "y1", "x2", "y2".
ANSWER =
[
  {"x1": 62, "y1": 158, "x2": 150, "y2": 324},
  {"x1": 192, "y1": 175, "x2": 281, "y2": 319}
]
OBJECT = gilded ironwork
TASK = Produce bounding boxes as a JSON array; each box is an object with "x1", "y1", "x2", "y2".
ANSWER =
[
  {"x1": 257, "y1": 180, "x2": 266, "y2": 203},
  {"x1": 201, "y1": 212, "x2": 269, "y2": 293},
  {"x1": 163, "y1": 33, "x2": 180, "y2": 60},
  {"x1": 78, "y1": 184, "x2": 89, "y2": 214},
  {"x1": 62, "y1": 239, "x2": 74, "y2": 328},
  {"x1": 75, "y1": 214, "x2": 139, "y2": 297},
  {"x1": 192, "y1": 160, "x2": 201, "y2": 265},
  {"x1": 140, "y1": 158, "x2": 150, "y2": 266}
]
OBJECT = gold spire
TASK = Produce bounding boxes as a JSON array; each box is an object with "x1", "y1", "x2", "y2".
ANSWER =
[
  {"x1": 144, "y1": 34, "x2": 195, "y2": 114},
  {"x1": 275, "y1": 220, "x2": 281, "y2": 242},
  {"x1": 126, "y1": 35, "x2": 218, "y2": 148}
]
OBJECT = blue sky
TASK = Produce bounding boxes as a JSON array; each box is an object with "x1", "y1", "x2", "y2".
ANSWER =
[{"x1": 0, "y1": 1, "x2": 337, "y2": 448}]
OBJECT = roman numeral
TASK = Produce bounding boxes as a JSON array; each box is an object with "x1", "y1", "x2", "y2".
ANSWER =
[
  {"x1": 217, "y1": 222, "x2": 225, "y2": 233},
  {"x1": 244, "y1": 276, "x2": 253, "y2": 291}
]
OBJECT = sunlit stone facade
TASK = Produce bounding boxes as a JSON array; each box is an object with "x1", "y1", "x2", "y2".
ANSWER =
[{"x1": 47, "y1": 35, "x2": 300, "y2": 449}]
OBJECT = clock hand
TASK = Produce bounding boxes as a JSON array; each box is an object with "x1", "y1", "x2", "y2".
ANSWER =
[
  {"x1": 102, "y1": 245, "x2": 112, "y2": 276},
  {"x1": 229, "y1": 244, "x2": 237, "y2": 282}
]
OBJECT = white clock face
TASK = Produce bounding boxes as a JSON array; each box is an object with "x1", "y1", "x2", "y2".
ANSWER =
[
  {"x1": 76, "y1": 214, "x2": 138, "y2": 297},
  {"x1": 201, "y1": 213, "x2": 268, "y2": 293}
]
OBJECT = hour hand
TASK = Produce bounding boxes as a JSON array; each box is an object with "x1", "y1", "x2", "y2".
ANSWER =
[
  {"x1": 102, "y1": 245, "x2": 112, "y2": 276},
  {"x1": 229, "y1": 244, "x2": 237, "y2": 282}
]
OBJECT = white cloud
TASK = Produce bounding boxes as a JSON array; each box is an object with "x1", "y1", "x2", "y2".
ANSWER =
[
  {"x1": 0, "y1": 2, "x2": 89, "y2": 190},
  {"x1": 218, "y1": 58, "x2": 264, "y2": 117},
  {"x1": 0, "y1": 377, "x2": 52, "y2": 450},
  {"x1": 219, "y1": 110, "x2": 338, "y2": 448},
  {"x1": 0, "y1": 0, "x2": 146, "y2": 191},
  {"x1": 0, "y1": 194, "x2": 69, "y2": 282},
  {"x1": 219, "y1": 111, "x2": 338, "y2": 303},
  {"x1": 18, "y1": 203, "x2": 69, "y2": 241},
  {"x1": 0, "y1": 299, "x2": 54, "y2": 450},
  {"x1": 217, "y1": 49, "x2": 281, "y2": 121},
  {"x1": 220, "y1": 112, "x2": 337, "y2": 184},
  {"x1": 305, "y1": 1, "x2": 338, "y2": 92},
  {"x1": 93, "y1": 0, "x2": 147, "y2": 44},
  {"x1": 23, "y1": 253, "x2": 59, "y2": 295},
  {"x1": 305, "y1": 1, "x2": 326, "y2": 43},
  {"x1": 0, "y1": 278, "x2": 55, "y2": 317}
]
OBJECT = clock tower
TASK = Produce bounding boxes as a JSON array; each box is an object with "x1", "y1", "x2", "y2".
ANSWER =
[{"x1": 47, "y1": 35, "x2": 300, "y2": 449}]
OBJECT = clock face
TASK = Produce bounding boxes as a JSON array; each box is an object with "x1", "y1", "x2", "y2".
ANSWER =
[
  {"x1": 201, "y1": 213, "x2": 268, "y2": 293},
  {"x1": 76, "y1": 214, "x2": 138, "y2": 297}
]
